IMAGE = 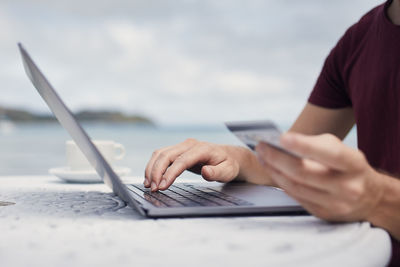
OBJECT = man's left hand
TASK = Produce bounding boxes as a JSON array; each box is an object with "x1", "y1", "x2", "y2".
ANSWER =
[{"x1": 255, "y1": 132, "x2": 384, "y2": 222}]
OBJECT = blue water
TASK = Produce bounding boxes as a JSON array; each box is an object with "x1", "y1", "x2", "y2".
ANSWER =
[
  {"x1": 0, "y1": 123, "x2": 357, "y2": 176},
  {"x1": 0, "y1": 123, "x2": 240, "y2": 176}
]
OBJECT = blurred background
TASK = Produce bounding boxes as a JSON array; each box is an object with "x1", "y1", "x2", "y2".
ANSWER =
[{"x1": 0, "y1": 0, "x2": 382, "y2": 177}]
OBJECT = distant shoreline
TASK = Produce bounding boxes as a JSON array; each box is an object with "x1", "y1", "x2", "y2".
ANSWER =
[{"x1": 0, "y1": 106, "x2": 154, "y2": 125}]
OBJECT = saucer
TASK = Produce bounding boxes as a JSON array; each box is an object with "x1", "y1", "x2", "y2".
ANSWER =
[{"x1": 49, "y1": 166, "x2": 131, "y2": 183}]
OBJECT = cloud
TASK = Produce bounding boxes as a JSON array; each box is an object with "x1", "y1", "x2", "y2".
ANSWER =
[
  {"x1": 217, "y1": 71, "x2": 290, "y2": 95},
  {"x1": 0, "y1": 0, "x2": 383, "y2": 124}
]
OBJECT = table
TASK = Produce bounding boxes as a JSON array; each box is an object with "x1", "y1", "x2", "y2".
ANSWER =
[{"x1": 0, "y1": 176, "x2": 392, "y2": 267}]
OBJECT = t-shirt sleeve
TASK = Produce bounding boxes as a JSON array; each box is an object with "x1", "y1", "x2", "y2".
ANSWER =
[{"x1": 308, "y1": 28, "x2": 353, "y2": 108}]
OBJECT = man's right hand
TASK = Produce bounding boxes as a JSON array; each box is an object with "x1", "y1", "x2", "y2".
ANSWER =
[{"x1": 144, "y1": 138, "x2": 244, "y2": 191}]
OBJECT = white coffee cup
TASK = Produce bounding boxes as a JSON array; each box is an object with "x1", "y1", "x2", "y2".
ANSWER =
[{"x1": 66, "y1": 140, "x2": 125, "y2": 171}]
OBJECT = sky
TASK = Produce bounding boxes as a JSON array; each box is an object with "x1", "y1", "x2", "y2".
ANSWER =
[{"x1": 0, "y1": 0, "x2": 383, "y2": 125}]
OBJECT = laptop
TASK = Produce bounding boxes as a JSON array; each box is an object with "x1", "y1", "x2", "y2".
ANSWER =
[{"x1": 18, "y1": 43, "x2": 305, "y2": 217}]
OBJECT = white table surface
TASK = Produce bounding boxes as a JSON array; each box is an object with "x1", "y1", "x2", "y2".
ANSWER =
[{"x1": 0, "y1": 176, "x2": 392, "y2": 267}]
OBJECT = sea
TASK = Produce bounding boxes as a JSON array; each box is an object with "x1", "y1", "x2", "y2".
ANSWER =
[{"x1": 0, "y1": 123, "x2": 357, "y2": 178}]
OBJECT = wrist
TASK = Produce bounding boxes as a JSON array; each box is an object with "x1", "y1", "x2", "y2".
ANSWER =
[
  {"x1": 224, "y1": 145, "x2": 276, "y2": 186},
  {"x1": 367, "y1": 172, "x2": 400, "y2": 240},
  {"x1": 222, "y1": 145, "x2": 249, "y2": 182}
]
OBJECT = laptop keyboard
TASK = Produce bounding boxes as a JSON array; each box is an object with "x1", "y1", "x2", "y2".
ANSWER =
[{"x1": 127, "y1": 183, "x2": 252, "y2": 208}]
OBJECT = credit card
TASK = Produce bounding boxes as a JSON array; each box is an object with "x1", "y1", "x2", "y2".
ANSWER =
[{"x1": 225, "y1": 120, "x2": 302, "y2": 158}]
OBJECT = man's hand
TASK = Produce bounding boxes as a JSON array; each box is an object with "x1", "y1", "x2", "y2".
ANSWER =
[
  {"x1": 145, "y1": 139, "x2": 242, "y2": 191},
  {"x1": 255, "y1": 132, "x2": 384, "y2": 222}
]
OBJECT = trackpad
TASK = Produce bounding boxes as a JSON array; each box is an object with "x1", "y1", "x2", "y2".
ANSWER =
[{"x1": 209, "y1": 182, "x2": 301, "y2": 207}]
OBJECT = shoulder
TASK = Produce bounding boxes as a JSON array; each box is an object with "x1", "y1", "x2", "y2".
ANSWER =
[
  {"x1": 308, "y1": 3, "x2": 386, "y2": 108},
  {"x1": 326, "y1": 3, "x2": 384, "y2": 68},
  {"x1": 341, "y1": 4, "x2": 383, "y2": 49}
]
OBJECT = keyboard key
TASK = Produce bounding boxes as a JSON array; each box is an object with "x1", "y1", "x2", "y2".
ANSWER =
[
  {"x1": 146, "y1": 191, "x2": 184, "y2": 207},
  {"x1": 175, "y1": 184, "x2": 252, "y2": 206},
  {"x1": 128, "y1": 183, "x2": 252, "y2": 208}
]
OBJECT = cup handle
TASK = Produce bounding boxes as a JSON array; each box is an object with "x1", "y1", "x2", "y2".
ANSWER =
[{"x1": 114, "y1": 143, "x2": 126, "y2": 160}]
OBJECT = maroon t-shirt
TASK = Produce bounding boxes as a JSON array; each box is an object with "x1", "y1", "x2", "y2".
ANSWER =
[{"x1": 308, "y1": 0, "x2": 399, "y2": 265}]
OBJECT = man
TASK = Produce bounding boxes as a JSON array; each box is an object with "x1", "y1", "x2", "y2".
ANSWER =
[{"x1": 145, "y1": 0, "x2": 400, "y2": 264}]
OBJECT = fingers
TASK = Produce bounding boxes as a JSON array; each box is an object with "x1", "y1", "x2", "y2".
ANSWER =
[
  {"x1": 144, "y1": 147, "x2": 169, "y2": 187},
  {"x1": 266, "y1": 165, "x2": 348, "y2": 219},
  {"x1": 146, "y1": 140, "x2": 241, "y2": 191},
  {"x1": 280, "y1": 132, "x2": 365, "y2": 171},
  {"x1": 255, "y1": 132, "x2": 379, "y2": 223},
  {"x1": 267, "y1": 164, "x2": 331, "y2": 205},
  {"x1": 159, "y1": 143, "x2": 225, "y2": 190},
  {"x1": 256, "y1": 142, "x2": 335, "y2": 191},
  {"x1": 144, "y1": 138, "x2": 197, "y2": 189}
]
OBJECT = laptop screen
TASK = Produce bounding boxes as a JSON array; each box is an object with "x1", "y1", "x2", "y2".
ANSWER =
[{"x1": 18, "y1": 43, "x2": 143, "y2": 214}]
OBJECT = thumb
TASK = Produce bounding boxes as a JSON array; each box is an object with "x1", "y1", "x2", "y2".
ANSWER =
[
  {"x1": 201, "y1": 160, "x2": 238, "y2": 182},
  {"x1": 281, "y1": 132, "x2": 363, "y2": 171}
]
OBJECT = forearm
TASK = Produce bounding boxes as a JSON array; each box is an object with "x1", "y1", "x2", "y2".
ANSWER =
[
  {"x1": 368, "y1": 173, "x2": 400, "y2": 240},
  {"x1": 224, "y1": 145, "x2": 276, "y2": 186},
  {"x1": 289, "y1": 104, "x2": 355, "y2": 140}
]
